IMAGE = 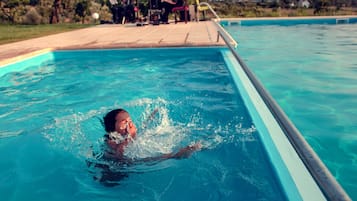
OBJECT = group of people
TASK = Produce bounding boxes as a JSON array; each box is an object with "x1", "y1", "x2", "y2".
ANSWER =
[{"x1": 109, "y1": 0, "x2": 185, "y2": 24}]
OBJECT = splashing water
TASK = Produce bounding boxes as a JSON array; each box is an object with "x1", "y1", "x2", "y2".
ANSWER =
[
  {"x1": 42, "y1": 97, "x2": 256, "y2": 163},
  {"x1": 41, "y1": 95, "x2": 258, "y2": 187}
]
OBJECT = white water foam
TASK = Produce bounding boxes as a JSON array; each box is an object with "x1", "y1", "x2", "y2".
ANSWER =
[{"x1": 42, "y1": 97, "x2": 257, "y2": 162}]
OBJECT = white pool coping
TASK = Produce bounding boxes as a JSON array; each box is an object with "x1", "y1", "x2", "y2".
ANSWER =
[{"x1": 222, "y1": 49, "x2": 327, "y2": 201}]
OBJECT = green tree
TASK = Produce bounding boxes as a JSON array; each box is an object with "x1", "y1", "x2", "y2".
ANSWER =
[{"x1": 0, "y1": 0, "x2": 30, "y2": 23}]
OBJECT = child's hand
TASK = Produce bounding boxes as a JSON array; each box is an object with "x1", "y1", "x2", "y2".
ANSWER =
[
  {"x1": 173, "y1": 142, "x2": 202, "y2": 159},
  {"x1": 128, "y1": 121, "x2": 137, "y2": 138}
]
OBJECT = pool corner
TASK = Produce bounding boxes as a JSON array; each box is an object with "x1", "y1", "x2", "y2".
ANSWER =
[{"x1": 0, "y1": 48, "x2": 54, "y2": 68}]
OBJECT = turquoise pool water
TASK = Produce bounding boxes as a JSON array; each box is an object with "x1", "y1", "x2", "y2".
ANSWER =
[
  {"x1": 223, "y1": 21, "x2": 357, "y2": 199},
  {"x1": 0, "y1": 48, "x2": 286, "y2": 200}
]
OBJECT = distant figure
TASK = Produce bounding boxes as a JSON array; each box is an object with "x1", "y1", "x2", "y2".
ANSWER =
[
  {"x1": 109, "y1": 0, "x2": 122, "y2": 24},
  {"x1": 50, "y1": 0, "x2": 62, "y2": 24},
  {"x1": 160, "y1": 0, "x2": 184, "y2": 24},
  {"x1": 110, "y1": 0, "x2": 135, "y2": 24}
]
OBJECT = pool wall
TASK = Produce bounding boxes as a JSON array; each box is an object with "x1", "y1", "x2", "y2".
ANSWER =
[
  {"x1": 0, "y1": 48, "x2": 54, "y2": 77},
  {"x1": 220, "y1": 16, "x2": 357, "y2": 26}
]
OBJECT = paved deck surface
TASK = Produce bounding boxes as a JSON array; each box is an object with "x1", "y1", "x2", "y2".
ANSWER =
[{"x1": 0, "y1": 21, "x2": 225, "y2": 64}]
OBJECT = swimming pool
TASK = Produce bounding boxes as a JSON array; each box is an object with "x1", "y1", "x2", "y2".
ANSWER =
[
  {"x1": 0, "y1": 47, "x2": 293, "y2": 200},
  {"x1": 222, "y1": 18, "x2": 357, "y2": 200}
]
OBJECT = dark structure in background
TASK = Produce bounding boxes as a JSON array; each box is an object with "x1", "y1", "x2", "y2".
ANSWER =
[
  {"x1": 110, "y1": 0, "x2": 136, "y2": 24},
  {"x1": 148, "y1": 0, "x2": 161, "y2": 25}
]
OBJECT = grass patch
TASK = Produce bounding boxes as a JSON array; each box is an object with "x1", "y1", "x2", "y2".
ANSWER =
[{"x1": 0, "y1": 24, "x2": 93, "y2": 45}]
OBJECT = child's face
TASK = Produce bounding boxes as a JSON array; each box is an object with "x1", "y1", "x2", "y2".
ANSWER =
[{"x1": 115, "y1": 112, "x2": 136, "y2": 135}]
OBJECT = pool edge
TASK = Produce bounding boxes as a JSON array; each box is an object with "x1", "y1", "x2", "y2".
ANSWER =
[
  {"x1": 221, "y1": 49, "x2": 328, "y2": 201},
  {"x1": 0, "y1": 48, "x2": 54, "y2": 68}
]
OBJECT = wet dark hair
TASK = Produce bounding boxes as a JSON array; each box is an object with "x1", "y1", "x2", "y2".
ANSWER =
[{"x1": 103, "y1": 108, "x2": 127, "y2": 133}]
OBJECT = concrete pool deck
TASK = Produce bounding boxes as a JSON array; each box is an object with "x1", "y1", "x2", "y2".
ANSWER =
[{"x1": 0, "y1": 21, "x2": 225, "y2": 65}]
